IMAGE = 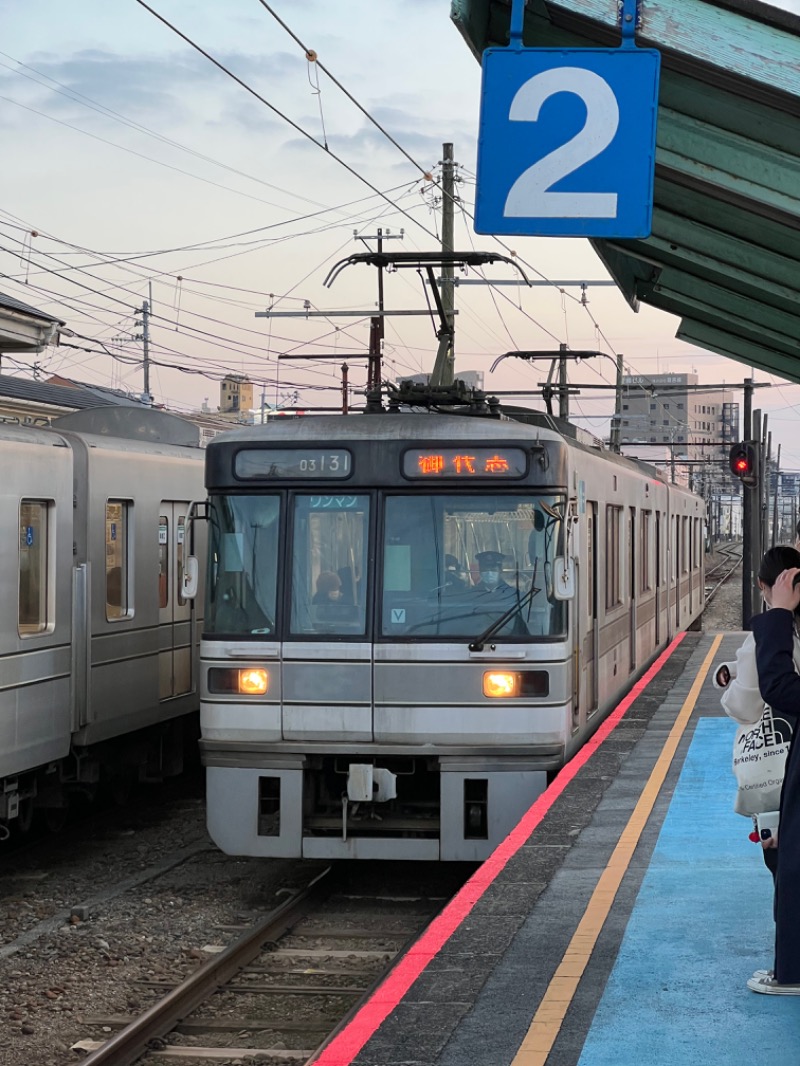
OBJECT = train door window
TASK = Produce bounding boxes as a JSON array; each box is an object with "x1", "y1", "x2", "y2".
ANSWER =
[
  {"x1": 605, "y1": 506, "x2": 622, "y2": 609},
  {"x1": 628, "y1": 508, "x2": 635, "y2": 602},
  {"x1": 587, "y1": 503, "x2": 595, "y2": 620},
  {"x1": 177, "y1": 516, "x2": 186, "y2": 606},
  {"x1": 655, "y1": 512, "x2": 662, "y2": 589},
  {"x1": 640, "y1": 511, "x2": 652, "y2": 593},
  {"x1": 106, "y1": 500, "x2": 133, "y2": 621},
  {"x1": 158, "y1": 516, "x2": 169, "y2": 609},
  {"x1": 682, "y1": 517, "x2": 689, "y2": 573},
  {"x1": 19, "y1": 499, "x2": 51, "y2": 637},
  {"x1": 290, "y1": 494, "x2": 370, "y2": 636}
]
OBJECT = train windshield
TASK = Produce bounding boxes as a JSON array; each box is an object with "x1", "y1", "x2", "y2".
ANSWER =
[
  {"x1": 381, "y1": 494, "x2": 566, "y2": 639},
  {"x1": 206, "y1": 496, "x2": 280, "y2": 635}
]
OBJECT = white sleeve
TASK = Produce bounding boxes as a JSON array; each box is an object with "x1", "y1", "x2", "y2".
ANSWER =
[{"x1": 720, "y1": 633, "x2": 765, "y2": 725}]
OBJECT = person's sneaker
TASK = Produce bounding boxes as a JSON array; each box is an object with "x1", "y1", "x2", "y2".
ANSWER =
[
  {"x1": 747, "y1": 973, "x2": 800, "y2": 994},
  {"x1": 751, "y1": 969, "x2": 774, "y2": 980}
]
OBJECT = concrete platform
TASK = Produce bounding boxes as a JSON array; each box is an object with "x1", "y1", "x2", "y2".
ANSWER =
[{"x1": 311, "y1": 631, "x2": 800, "y2": 1066}]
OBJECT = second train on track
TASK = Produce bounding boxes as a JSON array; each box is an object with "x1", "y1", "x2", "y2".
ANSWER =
[{"x1": 190, "y1": 397, "x2": 706, "y2": 861}]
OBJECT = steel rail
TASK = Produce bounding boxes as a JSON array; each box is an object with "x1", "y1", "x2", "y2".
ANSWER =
[
  {"x1": 704, "y1": 551, "x2": 743, "y2": 608},
  {"x1": 80, "y1": 865, "x2": 333, "y2": 1066}
]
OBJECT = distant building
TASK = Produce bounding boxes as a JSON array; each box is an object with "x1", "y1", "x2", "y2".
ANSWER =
[
  {"x1": 219, "y1": 374, "x2": 253, "y2": 414},
  {"x1": 616, "y1": 372, "x2": 737, "y2": 464}
]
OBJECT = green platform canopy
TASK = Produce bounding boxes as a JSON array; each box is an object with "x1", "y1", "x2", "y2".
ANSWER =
[{"x1": 452, "y1": 0, "x2": 800, "y2": 381}]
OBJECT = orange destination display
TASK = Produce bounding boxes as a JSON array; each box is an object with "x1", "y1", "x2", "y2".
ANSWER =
[{"x1": 402, "y1": 447, "x2": 527, "y2": 479}]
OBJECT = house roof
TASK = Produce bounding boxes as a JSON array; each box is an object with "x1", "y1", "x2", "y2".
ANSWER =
[
  {"x1": 0, "y1": 374, "x2": 145, "y2": 410},
  {"x1": 0, "y1": 292, "x2": 65, "y2": 324},
  {"x1": 451, "y1": 0, "x2": 800, "y2": 382}
]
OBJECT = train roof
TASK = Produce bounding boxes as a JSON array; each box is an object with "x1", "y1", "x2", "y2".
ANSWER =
[
  {"x1": 207, "y1": 409, "x2": 691, "y2": 491},
  {"x1": 208, "y1": 411, "x2": 584, "y2": 446},
  {"x1": 52, "y1": 406, "x2": 202, "y2": 446}
]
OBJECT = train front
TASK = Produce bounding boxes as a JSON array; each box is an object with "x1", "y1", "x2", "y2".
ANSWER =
[{"x1": 198, "y1": 414, "x2": 574, "y2": 860}]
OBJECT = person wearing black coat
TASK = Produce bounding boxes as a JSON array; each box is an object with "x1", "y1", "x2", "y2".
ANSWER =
[{"x1": 751, "y1": 565, "x2": 800, "y2": 994}]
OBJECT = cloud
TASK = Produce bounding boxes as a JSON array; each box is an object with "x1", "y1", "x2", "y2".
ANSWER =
[{"x1": 1, "y1": 47, "x2": 298, "y2": 128}]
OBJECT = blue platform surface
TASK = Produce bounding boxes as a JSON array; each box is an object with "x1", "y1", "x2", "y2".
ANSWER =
[{"x1": 577, "y1": 717, "x2": 800, "y2": 1066}]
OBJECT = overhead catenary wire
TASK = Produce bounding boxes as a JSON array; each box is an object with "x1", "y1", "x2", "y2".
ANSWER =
[
  {"x1": 127, "y1": 0, "x2": 588, "y2": 356},
  {"x1": 2, "y1": 6, "x2": 662, "y2": 413}
]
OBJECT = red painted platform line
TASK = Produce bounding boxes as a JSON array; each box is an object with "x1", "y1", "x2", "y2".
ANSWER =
[{"x1": 311, "y1": 632, "x2": 687, "y2": 1066}]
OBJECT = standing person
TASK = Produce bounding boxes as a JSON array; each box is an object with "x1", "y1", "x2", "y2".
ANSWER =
[
  {"x1": 719, "y1": 546, "x2": 800, "y2": 881},
  {"x1": 749, "y1": 563, "x2": 800, "y2": 994}
]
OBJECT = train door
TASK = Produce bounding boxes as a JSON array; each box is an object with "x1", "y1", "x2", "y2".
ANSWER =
[
  {"x1": 688, "y1": 516, "x2": 694, "y2": 613},
  {"x1": 585, "y1": 502, "x2": 599, "y2": 717},
  {"x1": 674, "y1": 515, "x2": 681, "y2": 629},
  {"x1": 655, "y1": 511, "x2": 661, "y2": 645},
  {"x1": 158, "y1": 502, "x2": 193, "y2": 700},
  {"x1": 628, "y1": 507, "x2": 636, "y2": 672}
]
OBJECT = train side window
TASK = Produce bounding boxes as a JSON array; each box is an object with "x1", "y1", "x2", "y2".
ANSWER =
[
  {"x1": 19, "y1": 499, "x2": 51, "y2": 637},
  {"x1": 106, "y1": 500, "x2": 133, "y2": 621},
  {"x1": 605, "y1": 505, "x2": 622, "y2": 609}
]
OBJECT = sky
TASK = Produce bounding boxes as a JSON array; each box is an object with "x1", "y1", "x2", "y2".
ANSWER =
[{"x1": 2, "y1": 0, "x2": 800, "y2": 464}]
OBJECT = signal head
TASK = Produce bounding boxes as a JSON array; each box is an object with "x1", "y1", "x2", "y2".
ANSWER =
[{"x1": 729, "y1": 441, "x2": 757, "y2": 486}]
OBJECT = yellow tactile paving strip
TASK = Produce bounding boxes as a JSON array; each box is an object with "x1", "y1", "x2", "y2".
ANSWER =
[{"x1": 511, "y1": 634, "x2": 723, "y2": 1066}]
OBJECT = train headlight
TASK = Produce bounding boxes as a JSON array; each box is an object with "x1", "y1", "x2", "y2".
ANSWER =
[
  {"x1": 484, "y1": 672, "x2": 519, "y2": 698},
  {"x1": 482, "y1": 671, "x2": 550, "y2": 698},
  {"x1": 208, "y1": 667, "x2": 269, "y2": 695},
  {"x1": 238, "y1": 669, "x2": 269, "y2": 695}
]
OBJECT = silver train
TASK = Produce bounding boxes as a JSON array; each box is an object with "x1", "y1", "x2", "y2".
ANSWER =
[
  {"x1": 0, "y1": 407, "x2": 205, "y2": 838},
  {"x1": 189, "y1": 406, "x2": 705, "y2": 861}
]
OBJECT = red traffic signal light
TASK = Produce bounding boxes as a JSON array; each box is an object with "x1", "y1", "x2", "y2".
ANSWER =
[{"x1": 729, "y1": 441, "x2": 758, "y2": 486}]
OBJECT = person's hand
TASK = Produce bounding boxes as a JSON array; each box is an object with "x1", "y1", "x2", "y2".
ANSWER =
[
  {"x1": 768, "y1": 568, "x2": 800, "y2": 613},
  {"x1": 761, "y1": 831, "x2": 778, "y2": 850}
]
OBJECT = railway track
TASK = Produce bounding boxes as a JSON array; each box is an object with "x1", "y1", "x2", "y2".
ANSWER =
[
  {"x1": 73, "y1": 865, "x2": 460, "y2": 1065},
  {"x1": 704, "y1": 541, "x2": 743, "y2": 608}
]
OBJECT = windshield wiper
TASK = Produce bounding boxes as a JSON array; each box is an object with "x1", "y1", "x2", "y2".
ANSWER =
[{"x1": 468, "y1": 565, "x2": 541, "y2": 651}]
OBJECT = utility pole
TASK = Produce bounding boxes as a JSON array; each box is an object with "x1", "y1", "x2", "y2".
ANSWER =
[
  {"x1": 558, "y1": 343, "x2": 569, "y2": 419},
  {"x1": 762, "y1": 419, "x2": 771, "y2": 550},
  {"x1": 341, "y1": 362, "x2": 349, "y2": 415},
  {"x1": 670, "y1": 432, "x2": 676, "y2": 484},
  {"x1": 610, "y1": 352, "x2": 624, "y2": 452},
  {"x1": 772, "y1": 442, "x2": 781, "y2": 548},
  {"x1": 430, "y1": 142, "x2": 456, "y2": 386},
  {"x1": 748, "y1": 406, "x2": 763, "y2": 622},
  {"x1": 742, "y1": 378, "x2": 753, "y2": 626},
  {"x1": 135, "y1": 280, "x2": 153, "y2": 406}
]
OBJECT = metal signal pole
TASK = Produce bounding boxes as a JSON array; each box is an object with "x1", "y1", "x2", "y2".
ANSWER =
[{"x1": 355, "y1": 226, "x2": 403, "y2": 392}]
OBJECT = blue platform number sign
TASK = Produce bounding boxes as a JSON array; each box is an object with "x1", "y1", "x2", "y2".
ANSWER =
[
  {"x1": 25, "y1": 526, "x2": 34, "y2": 547},
  {"x1": 475, "y1": 0, "x2": 660, "y2": 238}
]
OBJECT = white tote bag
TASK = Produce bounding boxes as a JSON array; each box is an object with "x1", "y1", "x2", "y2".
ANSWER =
[{"x1": 732, "y1": 704, "x2": 792, "y2": 816}]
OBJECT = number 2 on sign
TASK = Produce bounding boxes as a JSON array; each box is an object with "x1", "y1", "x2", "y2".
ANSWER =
[{"x1": 504, "y1": 67, "x2": 619, "y2": 220}]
